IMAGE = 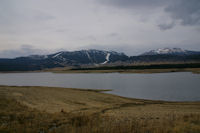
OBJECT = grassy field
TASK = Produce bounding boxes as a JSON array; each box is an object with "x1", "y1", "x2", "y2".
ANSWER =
[{"x1": 0, "y1": 86, "x2": 200, "y2": 133}]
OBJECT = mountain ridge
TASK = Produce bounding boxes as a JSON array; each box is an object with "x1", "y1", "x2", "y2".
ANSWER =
[
  {"x1": 0, "y1": 48, "x2": 200, "y2": 71},
  {"x1": 141, "y1": 48, "x2": 200, "y2": 56}
]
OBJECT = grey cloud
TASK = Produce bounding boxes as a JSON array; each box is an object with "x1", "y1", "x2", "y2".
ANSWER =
[
  {"x1": 158, "y1": 22, "x2": 175, "y2": 30},
  {"x1": 81, "y1": 44, "x2": 158, "y2": 56},
  {"x1": 0, "y1": 0, "x2": 199, "y2": 55},
  {"x1": 34, "y1": 12, "x2": 55, "y2": 21},
  {"x1": 99, "y1": 0, "x2": 200, "y2": 28},
  {"x1": 100, "y1": 0, "x2": 168, "y2": 8},
  {"x1": 0, "y1": 45, "x2": 51, "y2": 58},
  {"x1": 82, "y1": 42, "x2": 200, "y2": 56},
  {"x1": 55, "y1": 29, "x2": 69, "y2": 33},
  {"x1": 165, "y1": 0, "x2": 200, "y2": 26},
  {"x1": 80, "y1": 44, "x2": 132, "y2": 55},
  {"x1": 109, "y1": 33, "x2": 119, "y2": 37},
  {"x1": 0, "y1": 0, "x2": 55, "y2": 25}
]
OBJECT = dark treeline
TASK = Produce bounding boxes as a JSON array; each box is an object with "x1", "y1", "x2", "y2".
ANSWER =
[
  {"x1": 72, "y1": 63, "x2": 200, "y2": 71},
  {"x1": 0, "y1": 58, "x2": 63, "y2": 71}
]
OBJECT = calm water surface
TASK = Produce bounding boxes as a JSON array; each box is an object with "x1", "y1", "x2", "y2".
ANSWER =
[{"x1": 0, "y1": 72, "x2": 199, "y2": 101}]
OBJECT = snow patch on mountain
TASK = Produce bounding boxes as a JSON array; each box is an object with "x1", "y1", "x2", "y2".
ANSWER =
[
  {"x1": 52, "y1": 52, "x2": 62, "y2": 58},
  {"x1": 85, "y1": 51, "x2": 92, "y2": 61},
  {"x1": 101, "y1": 53, "x2": 110, "y2": 64},
  {"x1": 141, "y1": 48, "x2": 187, "y2": 55},
  {"x1": 155, "y1": 48, "x2": 185, "y2": 54}
]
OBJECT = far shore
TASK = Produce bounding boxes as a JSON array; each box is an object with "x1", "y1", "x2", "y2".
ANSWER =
[
  {"x1": 49, "y1": 68, "x2": 200, "y2": 74},
  {"x1": 0, "y1": 67, "x2": 199, "y2": 74},
  {"x1": 0, "y1": 62, "x2": 200, "y2": 74}
]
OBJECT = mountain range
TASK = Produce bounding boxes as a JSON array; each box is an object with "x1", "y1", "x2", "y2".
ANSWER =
[{"x1": 0, "y1": 48, "x2": 200, "y2": 71}]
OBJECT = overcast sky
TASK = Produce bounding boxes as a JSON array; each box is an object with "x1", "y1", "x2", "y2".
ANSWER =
[{"x1": 0, "y1": 0, "x2": 200, "y2": 57}]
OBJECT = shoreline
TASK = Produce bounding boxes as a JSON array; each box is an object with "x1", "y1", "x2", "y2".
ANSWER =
[
  {"x1": 0, "y1": 85, "x2": 199, "y2": 102},
  {"x1": 1, "y1": 85, "x2": 199, "y2": 107}
]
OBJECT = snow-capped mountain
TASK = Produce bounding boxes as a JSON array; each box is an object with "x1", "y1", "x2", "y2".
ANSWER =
[
  {"x1": 45, "y1": 49, "x2": 128, "y2": 65},
  {"x1": 0, "y1": 48, "x2": 199, "y2": 71},
  {"x1": 141, "y1": 48, "x2": 200, "y2": 55},
  {"x1": 0, "y1": 49, "x2": 128, "y2": 71}
]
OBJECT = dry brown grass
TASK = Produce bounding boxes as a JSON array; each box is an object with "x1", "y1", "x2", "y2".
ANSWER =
[{"x1": 0, "y1": 86, "x2": 200, "y2": 133}]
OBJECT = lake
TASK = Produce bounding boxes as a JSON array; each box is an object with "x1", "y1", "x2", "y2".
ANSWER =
[{"x1": 0, "y1": 72, "x2": 199, "y2": 101}]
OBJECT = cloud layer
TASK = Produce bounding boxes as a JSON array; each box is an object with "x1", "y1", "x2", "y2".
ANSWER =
[
  {"x1": 0, "y1": 45, "x2": 52, "y2": 58},
  {"x1": 99, "y1": 0, "x2": 200, "y2": 29},
  {"x1": 165, "y1": 0, "x2": 200, "y2": 26},
  {"x1": 0, "y1": 0, "x2": 199, "y2": 57}
]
